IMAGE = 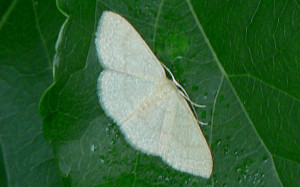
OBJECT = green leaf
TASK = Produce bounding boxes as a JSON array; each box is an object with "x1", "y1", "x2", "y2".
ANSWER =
[
  {"x1": 39, "y1": 0, "x2": 299, "y2": 186},
  {"x1": 0, "y1": 0, "x2": 64, "y2": 186}
]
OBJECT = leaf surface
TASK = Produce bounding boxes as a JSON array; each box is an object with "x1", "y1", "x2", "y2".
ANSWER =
[
  {"x1": 0, "y1": 0, "x2": 64, "y2": 186},
  {"x1": 39, "y1": 0, "x2": 299, "y2": 186}
]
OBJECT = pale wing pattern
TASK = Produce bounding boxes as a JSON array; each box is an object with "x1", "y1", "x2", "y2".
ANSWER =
[
  {"x1": 96, "y1": 11, "x2": 213, "y2": 178},
  {"x1": 161, "y1": 92, "x2": 213, "y2": 178},
  {"x1": 98, "y1": 70, "x2": 157, "y2": 123},
  {"x1": 120, "y1": 83, "x2": 176, "y2": 156},
  {"x1": 95, "y1": 11, "x2": 165, "y2": 82}
]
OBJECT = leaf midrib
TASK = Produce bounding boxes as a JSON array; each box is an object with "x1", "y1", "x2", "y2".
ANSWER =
[{"x1": 186, "y1": 0, "x2": 284, "y2": 185}]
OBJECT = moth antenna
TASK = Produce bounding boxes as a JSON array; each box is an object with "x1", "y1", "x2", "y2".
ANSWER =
[{"x1": 162, "y1": 63, "x2": 208, "y2": 126}]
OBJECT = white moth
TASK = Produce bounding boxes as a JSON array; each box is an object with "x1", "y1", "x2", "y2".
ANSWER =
[{"x1": 95, "y1": 11, "x2": 213, "y2": 178}]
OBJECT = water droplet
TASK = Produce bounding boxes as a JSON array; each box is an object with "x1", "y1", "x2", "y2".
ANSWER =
[
  {"x1": 234, "y1": 149, "x2": 239, "y2": 159},
  {"x1": 110, "y1": 139, "x2": 115, "y2": 145},
  {"x1": 90, "y1": 144, "x2": 96, "y2": 152},
  {"x1": 262, "y1": 155, "x2": 268, "y2": 163},
  {"x1": 242, "y1": 174, "x2": 247, "y2": 179},
  {"x1": 252, "y1": 170, "x2": 260, "y2": 184},
  {"x1": 158, "y1": 175, "x2": 163, "y2": 181},
  {"x1": 175, "y1": 56, "x2": 183, "y2": 60},
  {"x1": 223, "y1": 144, "x2": 229, "y2": 154},
  {"x1": 234, "y1": 149, "x2": 238, "y2": 156},
  {"x1": 236, "y1": 167, "x2": 242, "y2": 173},
  {"x1": 238, "y1": 176, "x2": 242, "y2": 183},
  {"x1": 99, "y1": 155, "x2": 105, "y2": 163},
  {"x1": 203, "y1": 91, "x2": 208, "y2": 99},
  {"x1": 213, "y1": 174, "x2": 218, "y2": 183},
  {"x1": 257, "y1": 178, "x2": 262, "y2": 184}
]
